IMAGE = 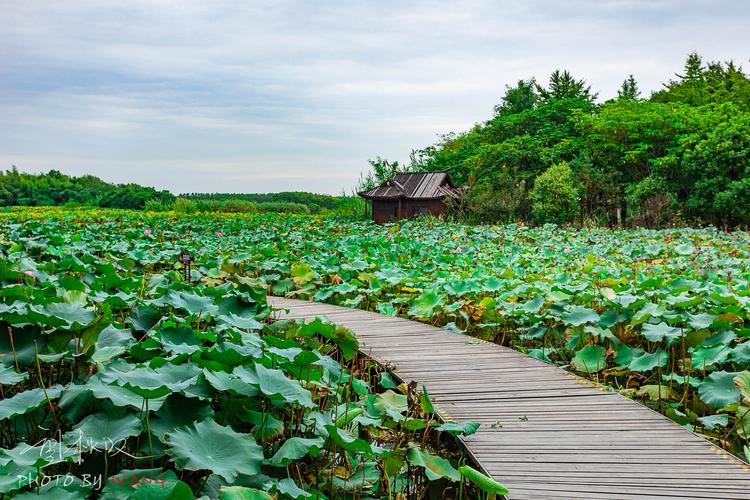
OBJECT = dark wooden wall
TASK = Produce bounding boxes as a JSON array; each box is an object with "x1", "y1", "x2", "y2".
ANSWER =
[{"x1": 371, "y1": 199, "x2": 445, "y2": 223}]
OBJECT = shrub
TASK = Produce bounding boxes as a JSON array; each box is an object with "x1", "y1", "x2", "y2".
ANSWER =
[
  {"x1": 144, "y1": 198, "x2": 171, "y2": 211},
  {"x1": 256, "y1": 201, "x2": 310, "y2": 214},
  {"x1": 172, "y1": 197, "x2": 198, "y2": 214},
  {"x1": 530, "y1": 162, "x2": 579, "y2": 225},
  {"x1": 194, "y1": 198, "x2": 257, "y2": 213},
  {"x1": 465, "y1": 168, "x2": 525, "y2": 223},
  {"x1": 329, "y1": 196, "x2": 368, "y2": 219}
]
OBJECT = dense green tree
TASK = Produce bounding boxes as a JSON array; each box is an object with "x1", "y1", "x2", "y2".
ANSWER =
[
  {"x1": 494, "y1": 79, "x2": 538, "y2": 116},
  {"x1": 465, "y1": 166, "x2": 526, "y2": 223},
  {"x1": 0, "y1": 168, "x2": 174, "y2": 209},
  {"x1": 680, "y1": 109, "x2": 750, "y2": 227},
  {"x1": 529, "y1": 162, "x2": 579, "y2": 225},
  {"x1": 652, "y1": 53, "x2": 750, "y2": 110},
  {"x1": 357, "y1": 157, "x2": 402, "y2": 191},
  {"x1": 536, "y1": 70, "x2": 598, "y2": 103},
  {"x1": 404, "y1": 52, "x2": 750, "y2": 228},
  {"x1": 617, "y1": 75, "x2": 641, "y2": 100},
  {"x1": 183, "y1": 191, "x2": 347, "y2": 211}
]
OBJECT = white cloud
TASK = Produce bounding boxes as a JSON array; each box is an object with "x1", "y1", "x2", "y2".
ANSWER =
[{"x1": 0, "y1": 0, "x2": 748, "y2": 193}]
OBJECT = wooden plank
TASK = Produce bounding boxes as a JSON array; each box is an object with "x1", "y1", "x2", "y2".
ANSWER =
[{"x1": 269, "y1": 297, "x2": 750, "y2": 499}]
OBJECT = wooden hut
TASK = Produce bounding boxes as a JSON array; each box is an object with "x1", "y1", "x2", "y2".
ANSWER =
[{"x1": 358, "y1": 171, "x2": 462, "y2": 223}]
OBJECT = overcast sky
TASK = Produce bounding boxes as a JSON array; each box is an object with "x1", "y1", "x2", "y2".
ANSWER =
[{"x1": 1, "y1": 1, "x2": 748, "y2": 194}]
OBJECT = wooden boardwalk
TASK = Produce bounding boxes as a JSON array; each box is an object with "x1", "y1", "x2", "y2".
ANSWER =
[{"x1": 269, "y1": 297, "x2": 750, "y2": 500}]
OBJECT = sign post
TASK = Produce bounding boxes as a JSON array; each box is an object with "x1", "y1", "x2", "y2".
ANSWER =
[{"x1": 180, "y1": 251, "x2": 192, "y2": 283}]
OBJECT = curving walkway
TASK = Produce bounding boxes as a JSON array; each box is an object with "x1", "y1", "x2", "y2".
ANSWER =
[{"x1": 269, "y1": 297, "x2": 750, "y2": 500}]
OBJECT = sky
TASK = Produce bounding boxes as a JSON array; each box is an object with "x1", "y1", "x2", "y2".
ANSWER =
[{"x1": 1, "y1": 1, "x2": 748, "y2": 195}]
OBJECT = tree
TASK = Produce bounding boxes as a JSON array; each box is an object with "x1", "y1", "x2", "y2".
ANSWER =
[
  {"x1": 529, "y1": 162, "x2": 579, "y2": 225},
  {"x1": 651, "y1": 53, "x2": 750, "y2": 110},
  {"x1": 357, "y1": 157, "x2": 402, "y2": 192},
  {"x1": 536, "y1": 70, "x2": 598, "y2": 103},
  {"x1": 680, "y1": 110, "x2": 750, "y2": 227},
  {"x1": 494, "y1": 79, "x2": 538, "y2": 116},
  {"x1": 465, "y1": 167, "x2": 525, "y2": 223},
  {"x1": 0, "y1": 168, "x2": 174, "y2": 209},
  {"x1": 680, "y1": 52, "x2": 705, "y2": 84},
  {"x1": 617, "y1": 75, "x2": 641, "y2": 100},
  {"x1": 407, "y1": 54, "x2": 750, "y2": 228}
]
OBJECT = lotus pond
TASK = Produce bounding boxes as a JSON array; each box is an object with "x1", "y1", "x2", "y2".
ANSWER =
[
  {"x1": 2, "y1": 207, "x2": 750, "y2": 496},
  {"x1": 0, "y1": 207, "x2": 495, "y2": 499}
]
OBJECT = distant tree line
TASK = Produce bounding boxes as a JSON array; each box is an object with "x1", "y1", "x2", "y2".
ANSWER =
[
  {"x1": 378, "y1": 52, "x2": 750, "y2": 228},
  {"x1": 0, "y1": 167, "x2": 174, "y2": 210},
  {"x1": 0, "y1": 168, "x2": 360, "y2": 215},
  {"x1": 182, "y1": 192, "x2": 350, "y2": 212}
]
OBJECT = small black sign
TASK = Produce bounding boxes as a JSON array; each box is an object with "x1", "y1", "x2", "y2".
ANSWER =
[{"x1": 180, "y1": 251, "x2": 192, "y2": 282}]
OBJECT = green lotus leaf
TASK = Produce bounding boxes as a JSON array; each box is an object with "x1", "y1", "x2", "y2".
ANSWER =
[
  {"x1": 697, "y1": 414, "x2": 729, "y2": 430},
  {"x1": 325, "y1": 425, "x2": 385, "y2": 455},
  {"x1": 0, "y1": 385, "x2": 63, "y2": 421},
  {"x1": 100, "y1": 361, "x2": 200, "y2": 399},
  {"x1": 218, "y1": 487, "x2": 273, "y2": 500},
  {"x1": 688, "y1": 312, "x2": 716, "y2": 330},
  {"x1": 0, "y1": 441, "x2": 77, "y2": 467},
  {"x1": 154, "y1": 290, "x2": 219, "y2": 317},
  {"x1": 730, "y1": 342, "x2": 750, "y2": 364},
  {"x1": 641, "y1": 322, "x2": 682, "y2": 346},
  {"x1": 156, "y1": 325, "x2": 202, "y2": 356},
  {"x1": 65, "y1": 376, "x2": 168, "y2": 412},
  {"x1": 330, "y1": 461, "x2": 380, "y2": 492},
  {"x1": 698, "y1": 371, "x2": 742, "y2": 409},
  {"x1": 376, "y1": 301, "x2": 398, "y2": 316},
  {"x1": 0, "y1": 461, "x2": 36, "y2": 494},
  {"x1": 636, "y1": 384, "x2": 676, "y2": 401},
  {"x1": 372, "y1": 390, "x2": 408, "y2": 422},
  {"x1": 29, "y1": 302, "x2": 95, "y2": 329},
  {"x1": 244, "y1": 410, "x2": 285, "y2": 442},
  {"x1": 271, "y1": 478, "x2": 312, "y2": 499},
  {"x1": 100, "y1": 468, "x2": 193, "y2": 499},
  {"x1": 406, "y1": 445, "x2": 460, "y2": 481},
  {"x1": 520, "y1": 295, "x2": 545, "y2": 314},
  {"x1": 165, "y1": 419, "x2": 263, "y2": 482},
  {"x1": 0, "y1": 365, "x2": 28, "y2": 385},
  {"x1": 691, "y1": 344, "x2": 732, "y2": 369},
  {"x1": 571, "y1": 345, "x2": 606, "y2": 373},
  {"x1": 150, "y1": 394, "x2": 214, "y2": 441},
  {"x1": 661, "y1": 373, "x2": 701, "y2": 388},
  {"x1": 13, "y1": 483, "x2": 91, "y2": 500},
  {"x1": 733, "y1": 371, "x2": 750, "y2": 404},
  {"x1": 203, "y1": 369, "x2": 258, "y2": 398},
  {"x1": 266, "y1": 436, "x2": 325, "y2": 466},
  {"x1": 63, "y1": 412, "x2": 142, "y2": 450},
  {"x1": 291, "y1": 262, "x2": 314, "y2": 285},
  {"x1": 409, "y1": 289, "x2": 445, "y2": 318},
  {"x1": 436, "y1": 421, "x2": 480, "y2": 436},
  {"x1": 736, "y1": 405, "x2": 750, "y2": 440},
  {"x1": 628, "y1": 349, "x2": 668, "y2": 372},
  {"x1": 92, "y1": 325, "x2": 135, "y2": 364},
  {"x1": 458, "y1": 465, "x2": 509, "y2": 495},
  {"x1": 561, "y1": 306, "x2": 600, "y2": 326},
  {"x1": 234, "y1": 364, "x2": 313, "y2": 408}
]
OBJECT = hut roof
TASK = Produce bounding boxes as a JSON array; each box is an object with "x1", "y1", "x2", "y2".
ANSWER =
[{"x1": 358, "y1": 171, "x2": 461, "y2": 200}]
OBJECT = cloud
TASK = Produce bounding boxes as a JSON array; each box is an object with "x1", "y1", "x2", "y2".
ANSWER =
[{"x1": 1, "y1": 0, "x2": 748, "y2": 193}]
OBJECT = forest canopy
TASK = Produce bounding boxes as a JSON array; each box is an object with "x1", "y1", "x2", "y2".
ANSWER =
[
  {"x1": 404, "y1": 52, "x2": 750, "y2": 228},
  {"x1": 0, "y1": 168, "x2": 174, "y2": 210}
]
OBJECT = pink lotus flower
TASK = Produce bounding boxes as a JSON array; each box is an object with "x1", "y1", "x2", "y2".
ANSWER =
[
  {"x1": 563, "y1": 248, "x2": 571, "y2": 253},
  {"x1": 216, "y1": 231, "x2": 223, "y2": 237},
  {"x1": 144, "y1": 229, "x2": 151, "y2": 235},
  {"x1": 199, "y1": 249, "x2": 204, "y2": 254},
  {"x1": 24, "y1": 270, "x2": 34, "y2": 277}
]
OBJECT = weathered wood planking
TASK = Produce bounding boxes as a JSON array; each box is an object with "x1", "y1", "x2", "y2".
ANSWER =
[{"x1": 269, "y1": 297, "x2": 750, "y2": 500}]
